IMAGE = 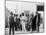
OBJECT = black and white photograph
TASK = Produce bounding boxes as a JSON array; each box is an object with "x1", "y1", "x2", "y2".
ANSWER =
[{"x1": 5, "y1": 0, "x2": 44, "y2": 35}]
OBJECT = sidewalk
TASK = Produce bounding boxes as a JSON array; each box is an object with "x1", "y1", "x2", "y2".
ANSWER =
[{"x1": 5, "y1": 28, "x2": 32, "y2": 35}]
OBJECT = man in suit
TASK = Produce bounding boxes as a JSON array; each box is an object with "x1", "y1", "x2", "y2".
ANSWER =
[
  {"x1": 32, "y1": 12, "x2": 38, "y2": 31},
  {"x1": 9, "y1": 12, "x2": 14, "y2": 35},
  {"x1": 32, "y1": 12, "x2": 40, "y2": 32}
]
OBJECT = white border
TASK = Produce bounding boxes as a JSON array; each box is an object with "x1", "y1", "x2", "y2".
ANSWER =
[{"x1": 0, "y1": 0, "x2": 46, "y2": 35}]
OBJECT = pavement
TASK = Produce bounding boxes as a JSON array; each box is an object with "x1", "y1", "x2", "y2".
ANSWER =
[{"x1": 5, "y1": 23, "x2": 43, "y2": 35}]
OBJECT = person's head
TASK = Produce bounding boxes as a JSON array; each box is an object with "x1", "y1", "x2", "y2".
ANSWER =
[
  {"x1": 14, "y1": 14, "x2": 18, "y2": 17},
  {"x1": 14, "y1": 14, "x2": 16, "y2": 16},
  {"x1": 20, "y1": 14, "x2": 22, "y2": 17},
  {"x1": 10, "y1": 12, "x2": 13, "y2": 16},
  {"x1": 31, "y1": 13, "x2": 34, "y2": 17},
  {"x1": 22, "y1": 12, "x2": 24, "y2": 16},
  {"x1": 36, "y1": 12, "x2": 38, "y2": 15}
]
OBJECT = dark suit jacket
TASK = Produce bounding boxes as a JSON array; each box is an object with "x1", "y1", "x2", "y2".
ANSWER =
[
  {"x1": 9, "y1": 16, "x2": 14, "y2": 27},
  {"x1": 32, "y1": 15, "x2": 37, "y2": 25},
  {"x1": 32, "y1": 15, "x2": 37, "y2": 31}
]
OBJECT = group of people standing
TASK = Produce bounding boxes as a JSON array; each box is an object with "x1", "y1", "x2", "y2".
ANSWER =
[
  {"x1": 9, "y1": 12, "x2": 22, "y2": 35},
  {"x1": 8, "y1": 11, "x2": 41, "y2": 35}
]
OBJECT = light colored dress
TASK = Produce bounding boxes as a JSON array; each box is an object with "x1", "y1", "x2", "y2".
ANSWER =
[{"x1": 20, "y1": 16, "x2": 28, "y2": 32}]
